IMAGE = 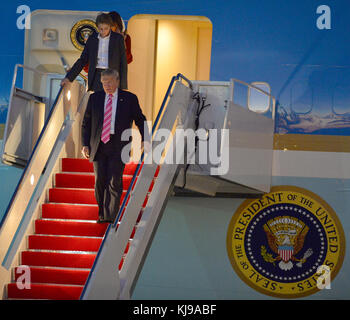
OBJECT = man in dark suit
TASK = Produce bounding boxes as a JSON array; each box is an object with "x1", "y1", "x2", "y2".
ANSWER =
[
  {"x1": 81, "y1": 68, "x2": 149, "y2": 223},
  {"x1": 61, "y1": 13, "x2": 127, "y2": 91}
]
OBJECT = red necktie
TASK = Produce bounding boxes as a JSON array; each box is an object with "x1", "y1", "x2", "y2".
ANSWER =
[{"x1": 101, "y1": 94, "x2": 113, "y2": 144}]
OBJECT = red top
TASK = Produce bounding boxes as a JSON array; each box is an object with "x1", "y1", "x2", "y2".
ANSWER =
[{"x1": 125, "y1": 34, "x2": 133, "y2": 64}]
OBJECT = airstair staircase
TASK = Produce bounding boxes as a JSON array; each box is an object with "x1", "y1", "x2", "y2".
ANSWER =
[
  {"x1": 7, "y1": 159, "x2": 157, "y2": 299},
  {"x1": 0, "y1": 69, "x2": 275, "y2": 300}
]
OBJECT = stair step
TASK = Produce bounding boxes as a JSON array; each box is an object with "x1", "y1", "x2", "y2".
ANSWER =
[
  {"x1": 61, "y1": 158, "x2": 160, "y2": 177},
  {"x1": 49, "y1": 188, "x2": 96, "y2": 204},
  {"x1": 55, "y1": 173, "x2": 135, "y2": 190},
  {"x1": 21, "y1": 251, "x2": 96, "y2": 268},
  {"x1": 13, "y1": 266, "x2": 90, "y2": 286},
  {"x1": 35, "y1": 219, "x2": 108, "y2": 237},
  {"x1": 61, "y1": 158, "x2": 93, "y2": 173},
  {"x1": 5, "y1": 158, "x2": 161, "y2": 300},
  {"x1": 7, "y1": 283, "x2": 83, "y2": 300},
  {"x1": 48, "y1": 188, "x2": 151, "y2": 208},
  {"x1": 49, "y1": 188, "x2": 127, "y2": 205},
  {"x1": 55, "y1": 173, "x2": 95, "y2": 189},
  {"x1": 54, "y1": 173, "x2": 155, "y2": 193},
  {"x1": 42, "y1": 203, "x2": 99, "y2": 220},
  {"x1": 28, "y1": 235, "x2": 103, "y2": 251},
  {"x1": 61, "y1": 158, "x2": 139, "y2": 175}
]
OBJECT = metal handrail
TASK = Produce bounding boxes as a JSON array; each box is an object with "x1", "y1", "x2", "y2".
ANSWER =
[
  {"x1": 230, "y1": 78, "x2": 276, "y2": 119},
  {"x1": 0, "y1": 64, "x2": 49, "y2": 160},
  {"x1": 14, "y1": 64, "x2": 48, "y2": 76},
  {"x1": 231, "y1": 78, "x2": 274, "y2": 100},
  {"x1": 0, "y1": 86, "x2": 63, "y2": 230},
  {"x1": 80, "y1": 73, "x2": 193, "y2": 299},
  {"x1": 1, "y1": 80, "x2": 87, "y2": 272},
  {"x1": 112, "y1": 73, "x2": 191, "y2": 229}
]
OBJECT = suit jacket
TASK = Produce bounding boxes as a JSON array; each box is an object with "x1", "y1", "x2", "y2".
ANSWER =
[
  {"x1": 66, "y1": 31, "x2": 128, "y2": 90},
  {"x1": 82, "y1": 89, "x2": 148, "y2": 162}
]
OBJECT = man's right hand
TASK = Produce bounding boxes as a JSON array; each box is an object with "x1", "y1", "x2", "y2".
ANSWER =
[
  {"x1": 61, "y1": 78, "x2": 71, "y2": 87},
  {"x1": 82, "y1": 146, "x2": 90, "y2": 159}
]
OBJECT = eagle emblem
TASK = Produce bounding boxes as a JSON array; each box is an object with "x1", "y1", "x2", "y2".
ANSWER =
[
  {"x1": 227, "y1": 186, "x2": 345, "y2": 298},
  {"x1": 70, "y1": 19, "x2": 98, "y2": 51},
  {"x1": 262, "y1": 216, "x2": 313, "y2": 270}
]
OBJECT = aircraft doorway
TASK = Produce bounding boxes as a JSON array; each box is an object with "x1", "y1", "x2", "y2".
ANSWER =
[{"x1": 127, "y1": 14, "x2": 212, "y2": 123}]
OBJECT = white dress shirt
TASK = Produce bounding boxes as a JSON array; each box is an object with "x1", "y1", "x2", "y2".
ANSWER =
[
  {"x1": 104, "y1": 89, "x2": 118, "y2": 134},
  {"x1": 97, "y1": 33, "x2": 110, "y2": 69}
]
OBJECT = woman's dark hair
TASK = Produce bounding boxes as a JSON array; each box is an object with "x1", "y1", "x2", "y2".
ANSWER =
[
  {"x1": 109, "y1": 11, "x2": 124, "y2": 32},
  {"x1": 96, "y1": 13, "x2": 113, "y2": 26}
]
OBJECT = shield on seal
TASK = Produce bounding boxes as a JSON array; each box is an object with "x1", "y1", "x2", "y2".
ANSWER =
[{"x1": 278, "y1": 245, "x2": 294, "y2": 262}]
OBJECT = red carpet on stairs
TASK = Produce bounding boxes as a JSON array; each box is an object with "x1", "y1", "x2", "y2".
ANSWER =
[{"x1": 6, "y1": 158, "x2": 155, "y2": 300}]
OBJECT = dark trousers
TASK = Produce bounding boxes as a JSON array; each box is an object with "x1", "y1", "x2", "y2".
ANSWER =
[
  {"x1": 93, "y1": 143, "x2": 125, "y2": 222},
  {"x1": 89, "y1": 68, "x2": 105, "y2": 92}
]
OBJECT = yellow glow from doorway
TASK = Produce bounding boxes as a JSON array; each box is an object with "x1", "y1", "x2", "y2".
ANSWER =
[
  {"x1": 127, "y1": 14, "x2": 212, "y2": 123},
  {"x1": 157, "y1": 24, "x2": 172, "y2": 53}
]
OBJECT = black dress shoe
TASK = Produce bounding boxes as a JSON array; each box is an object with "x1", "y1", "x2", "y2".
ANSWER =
[{"x1": 97, "y1": 218, "x2": 107, "y2": 224}]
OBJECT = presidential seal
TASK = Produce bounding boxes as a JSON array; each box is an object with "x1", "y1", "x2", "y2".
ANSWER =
[
  {"x1": 70, "y1": 19, "x2": 98, "y2": 51},
  {"x1": 226, "y1": 186, "x2": 345, "y2": 298}
]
